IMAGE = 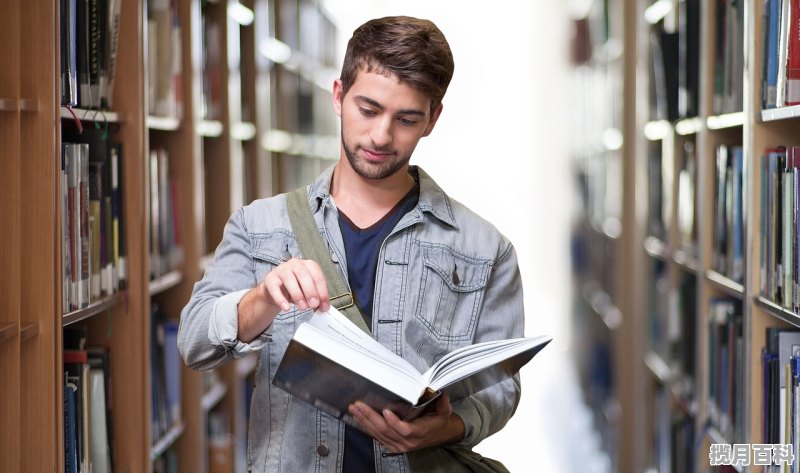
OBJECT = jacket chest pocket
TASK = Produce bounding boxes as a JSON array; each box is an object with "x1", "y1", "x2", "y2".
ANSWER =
[
  {"x1": 412, "y1": 244, "x2": 491, "y2": 342},
  {"x1": 250, "y1": 231, "x2": 303, "y2": 321}
]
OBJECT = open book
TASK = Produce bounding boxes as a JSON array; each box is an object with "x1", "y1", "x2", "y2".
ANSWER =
[{"x1": 272, "y1": 308, "x2": 551, "y2": 424}]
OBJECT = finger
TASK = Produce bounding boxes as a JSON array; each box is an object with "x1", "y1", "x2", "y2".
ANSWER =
[
  {"x1": 352, "y1": 402, "x2": 406, "y2": 447},
  {"x1": 262, "y1": 277, "x2": 291, "y2": 312},
  {"x1": 275, "y1": 267, "x2": 308, "y2": 310},
  {"x1": 293, "y1": 263, "x2": 323, "y2": 310},
  {"x1": 381, "y1": 409, "x2": 414, "y2": 438},
  {"x1": 303, "y1": 260, "x2": 330, "y2": 310}
]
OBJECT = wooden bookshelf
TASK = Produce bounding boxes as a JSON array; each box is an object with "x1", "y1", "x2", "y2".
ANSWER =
[
  {"x1": 0, "y1": 0, "x2": 336, "y2": 471},
  {"x1": 574, "y1": 0, "x2": 800, "y2": 470}
]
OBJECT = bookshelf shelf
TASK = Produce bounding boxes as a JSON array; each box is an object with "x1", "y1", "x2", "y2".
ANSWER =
[
  {"x1": 706, "y1": 112, "x2": 745, "y2": 130},
  {"x1": 0, "y1": 323, "x2": 16, "y2": 343},
  {"x1": 755, "y1": 296, "x2": 800, "y2": 328},
  {"x1": 581, "y1": 281, "x2": 622, "y2": 331},
  {"x1": 760, "y1": 105, "x2": 800, "y2": 122},
  {"x1": 197, "y1": 120, "x2": 224, "y2": 138},
  {"x1": 149, "y1": 271, "x2": 183, "y2": 296},
  {"x1": 150, "y1": 420, "x2": 185, "y2": 460},
  {"x1": 19, "y1": 322, "x2": 38, "y2": 342},
  {"x1": 675, "y1": 117, "x2": 704, "y2": 136},
  {"x1": 705, "y1": 270, "x2": 744, "y2": 298},
  {"x1": 231, "y1": 121, "x2": 256, "y2": 141},
  {"x1": 673, "y1": 249, "x2": 700, "y2": 273},
  {"x1": 0, "y1": 98, "x2": 16, "y2": 111},
  {"x1": 644, "y1": 350, "x2": 674, "y2": 385},
  {"x1": 201, "y1": 381, "x2": 228, "y2": 412},
  {"x1": 668, "y1": 384, "x2": 697, "y2": 419},
  {"x1": 146, "y1": 115, "x2": 181, "y2": 131},
  {"x1": 644, "y1": 120, "x2": 671, "y2": 141},
  {"x1": 60, "y1": 107, "x2": 121, "y2": 123},
  {"x1": 61, "y1": 292, "x2": 125, "y2": 326},
  {"x1": 644, "y1": 236, "x2": 669, "y2": 260},
  {"x1": 19, "y1": 99, "x2": 37, "y2": 112}
]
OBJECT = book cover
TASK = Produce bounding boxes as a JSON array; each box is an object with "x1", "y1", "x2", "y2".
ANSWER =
[{"x1": 272, "y1": 308, "x2": 551, "y2": 427}]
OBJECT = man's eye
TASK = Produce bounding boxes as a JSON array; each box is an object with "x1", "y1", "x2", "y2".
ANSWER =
[
  {"x1": 399, "y1": 118, "x2": 418, "y2": 126},
  {"x1": 359, "y1": 108, "x2": 377, "y2": 117}
]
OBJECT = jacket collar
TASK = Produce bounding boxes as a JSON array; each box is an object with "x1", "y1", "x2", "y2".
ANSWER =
[{"x1": 307, "y1": 164, "x2": 458, "y2": 229}]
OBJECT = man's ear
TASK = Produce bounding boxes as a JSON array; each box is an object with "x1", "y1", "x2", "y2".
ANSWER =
[
  {"x1": 332, "y1": 79, "x2": 344, "y2": 117},
  {"x1": 422, "y1": 102, "x2": 444, "y2": 137}
]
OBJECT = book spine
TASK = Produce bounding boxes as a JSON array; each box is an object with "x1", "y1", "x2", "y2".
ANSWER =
[{"x1": 787, "y1": 0, "x2": 800, "y2": 104}]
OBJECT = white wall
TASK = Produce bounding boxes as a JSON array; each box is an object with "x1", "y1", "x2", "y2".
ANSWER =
[{"x1": 322, "y1": 2, "x2": 574, "y2": 470}]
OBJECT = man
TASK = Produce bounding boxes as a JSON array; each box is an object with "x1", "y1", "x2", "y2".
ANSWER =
[{"x1": 179, "y1": 16, "x2": 524, "y2": 472}]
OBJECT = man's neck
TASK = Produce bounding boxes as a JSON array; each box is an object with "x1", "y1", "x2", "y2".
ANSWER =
[{"x1": 330, "y1": 162, "x2": 416, "y2": 228}]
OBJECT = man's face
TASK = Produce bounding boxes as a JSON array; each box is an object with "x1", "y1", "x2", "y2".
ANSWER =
[{"x1": 333, "y1": 68, "x2": 442, "y2": 180}]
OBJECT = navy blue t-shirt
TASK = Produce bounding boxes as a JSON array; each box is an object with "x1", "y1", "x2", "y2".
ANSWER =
[{"x1": 339, "y1": 183, "x2": 419, "y2": 472}]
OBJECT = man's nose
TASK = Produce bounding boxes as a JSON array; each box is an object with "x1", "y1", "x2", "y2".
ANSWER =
[{"x1": 369, "y1": 116, "x2": 393, "y2": 149}]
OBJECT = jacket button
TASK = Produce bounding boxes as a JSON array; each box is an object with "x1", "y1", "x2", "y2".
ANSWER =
[
  {"x1": 316, "y1": 444, "x2": 330, "y2": 457},
  {"x1": 330, "y1": 252, "x2": 339, "y2": 263}
]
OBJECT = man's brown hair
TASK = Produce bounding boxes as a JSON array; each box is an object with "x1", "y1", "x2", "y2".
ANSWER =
[{"x1": 339, "y1": 16, "x2": 455, "y2": 114}]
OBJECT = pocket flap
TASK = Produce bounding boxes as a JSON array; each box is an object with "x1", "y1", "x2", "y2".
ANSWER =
[
  {"x1": 422, "y1": 246, "x2": 490, "y2": 292},
  {"x1": 250, "y1": 231, "x2": 298, "y2": 265}
]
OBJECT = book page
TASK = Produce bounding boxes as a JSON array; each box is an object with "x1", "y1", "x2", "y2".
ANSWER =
[
  {"x1": 423, "y1": 335, "x2": 552, "y2": 390},
  {"x1": 298, "y1": 309, "x2": 423, "y2": 384}
]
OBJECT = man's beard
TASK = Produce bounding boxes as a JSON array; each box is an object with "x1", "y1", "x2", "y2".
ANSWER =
[{"x1": 341, "y1": 128, "x2": 410, "y2": 180}]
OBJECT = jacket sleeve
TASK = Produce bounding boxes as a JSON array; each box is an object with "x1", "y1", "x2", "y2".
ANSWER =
[
  {"x1": 451, "y1": 241, "x2": 525, "y2": 448},
  {"x1": 178, "y1": 208, "x2": 272, "y2": 371}
]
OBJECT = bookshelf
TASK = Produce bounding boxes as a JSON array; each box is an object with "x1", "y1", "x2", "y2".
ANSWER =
[
  {"x1": 0, "y1": 0, "x2": 337, "y2": 472},
  {"x1": 573, "y1": 0, "x2": 800, "y2": 471}
]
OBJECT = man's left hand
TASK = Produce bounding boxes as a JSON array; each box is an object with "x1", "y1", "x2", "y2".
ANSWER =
[{"x1": 348, "y1": 393, "x2": 465, "y2": 454}]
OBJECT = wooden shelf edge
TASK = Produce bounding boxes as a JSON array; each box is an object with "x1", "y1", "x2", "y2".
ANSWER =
[
  {"x1": 644, "y1": 120, "x2": 671, "y2": 141},
  {"x1": 580, "y1": 281, "x2": 622, "y2": 331},
  {"x1": 755, "y1": 296, "x2": 800, "y2": 328},
  {"x1": 20, "y1": 322, "x2": 39, "y2": 342},
  {"x1": 0, "y1": 323, "x2": 17, "y2": 343},
  {"x1": 672, "y1": 248, "x2": 700, "y2": 273},
  {"x1": 705, "y1": 270, "x2": 744, "y2": 298},
  {"x1": 674, "y1": 117, "x2": 704, "y2": 135},
  {"x1": 149, "y1": 271, "x2": 183, "y2": 296},
  {"x1": 706, "y1": 112, "x2": 745, "y2": 130},
  {"x1": 761, "y1": 104, "x2": 800, "y2": 122},
  {"x1": 231, "y1": 121, "x2": 257, "y2": 141},
  {"x1": 62, "y1": 292, "x2": 125, "y2": 326},
  {"x1": 60, "y1": 106, "x2": 121, "y2": 123},
  {"x1": 197, "y1": 119, "x2": 224, "y2": 137},
  {"x1": 643, "y1": 350, "x2": 674, "y2": 385},
  {"x1": 201, "y1": 382, "x2": 228, "y2": 412},
  {"x1": 644, "y1": 236, "x2": 669, "y2": 260},
  {"x1": 146, "y1": 115, "x2": 181, "y2": 130},
  {"x1": 151, "y1": 420, "x2": 185, "y2": 460}
]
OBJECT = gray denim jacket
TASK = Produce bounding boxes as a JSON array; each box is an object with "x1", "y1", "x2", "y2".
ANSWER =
[{"x1": 178, "y1": 165, "x2": 524, "y2": 473}]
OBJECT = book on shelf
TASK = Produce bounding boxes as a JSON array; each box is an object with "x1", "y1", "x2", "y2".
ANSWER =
[
  {"x1": 61, "y1": 128, "x2": 126, "y2": 312},
  {"x1": 272, "y1": 308, "x2": 551, "y2": 426},
  {"x1": 763, "y1": 328, "x2": 800, "y2": 453}
]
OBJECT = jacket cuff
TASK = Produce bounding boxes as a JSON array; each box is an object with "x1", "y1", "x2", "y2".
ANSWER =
[
  {"x1": 450, "y1": 398, "x2": 487, "y2": 448},
  {"x1": 208, "y1": 289, "x2": 271, "y2": 355}
]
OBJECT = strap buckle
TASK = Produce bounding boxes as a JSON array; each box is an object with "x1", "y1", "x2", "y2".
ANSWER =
[{"x1": 330, "y1": 292, "x2": 355, "y2": 310}]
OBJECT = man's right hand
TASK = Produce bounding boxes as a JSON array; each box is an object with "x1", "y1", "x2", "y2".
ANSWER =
[{"x1": 237, "y1": 258, "x2": 330, "y2": 342}]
